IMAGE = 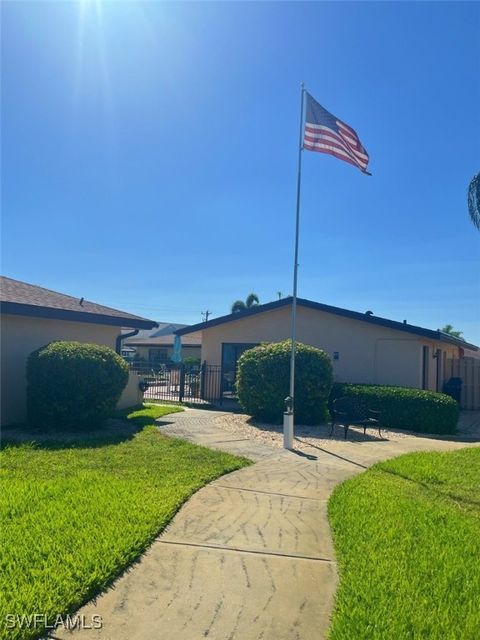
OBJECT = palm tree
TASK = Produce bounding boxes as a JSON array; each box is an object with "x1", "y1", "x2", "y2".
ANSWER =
[
  {"x1": 245, "y1": 293, "x2": 259, "y2": 307},
  {"x1": 231, "y1": 300, "x2": 247, "y2": 313},
  {"x1": 231, "y1": 293, "x2": 260, "y2": 314},
  {"x1": 440, "y1": 324, "x2": 464, "y2": 339},
  {"x1": 468, "y1": 172, "x2": 480, "y2": 231}
]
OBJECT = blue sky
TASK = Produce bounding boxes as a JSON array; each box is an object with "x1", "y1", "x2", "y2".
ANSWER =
[{"x1": 2, "y1": 1, "x2": 479, "y2": 343}]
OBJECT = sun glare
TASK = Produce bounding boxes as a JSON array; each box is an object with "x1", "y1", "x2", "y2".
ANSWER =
[{"x1": 74, "y1": 0, "x2": 113, "y2": 129}]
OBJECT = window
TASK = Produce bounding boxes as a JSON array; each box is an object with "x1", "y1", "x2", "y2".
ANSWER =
[
  {"x1": 422, "y1": 346, "x2": 430, "y2": 390},
  {"x1": 149, "y1": 348, "x2": 168, "y2": 363},
  {"x1": 221, "y1": 343, "x2": 258, "y2": 394}
]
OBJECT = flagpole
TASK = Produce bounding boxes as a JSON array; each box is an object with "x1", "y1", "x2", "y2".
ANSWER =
[{"x1": 284, "y1": 81, "x2": 305, "y2": 450}]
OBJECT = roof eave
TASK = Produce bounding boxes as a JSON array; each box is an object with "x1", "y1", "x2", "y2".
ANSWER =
[
  {"x1": 0, "y1": 302, "x2": 158, "y2": 330},
  {"x1": 437, "y1": 333, "x2": 478, "y2": 351},
  {"x1": 174, "y1": 297, "x2": 479, "y2": 351},
  {"x1": 175, "y1": 299, "x2": 290, "y2": 336}
]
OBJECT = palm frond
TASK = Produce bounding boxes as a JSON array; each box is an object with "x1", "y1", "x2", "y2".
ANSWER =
[
  {"x1": 245, "y1": 293, "x2": 260, "y2": 308},
  {"x1": 468, "y1": 172, "x2": 480, "y2": 231},
  {"x1": 231, "y1": 300, "x2": 247, "y2": 314},
  {"x1": 440, "y1": 324, "x2": 464, "y2": 339}
]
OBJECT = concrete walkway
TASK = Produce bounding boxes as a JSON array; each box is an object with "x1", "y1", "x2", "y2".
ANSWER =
[{"x1": 57, "y1": 409, "x2": 477, "y2": 640}]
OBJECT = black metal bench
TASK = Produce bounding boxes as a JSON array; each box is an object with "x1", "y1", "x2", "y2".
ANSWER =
[{"x1": 330, "y1": 396, "x2": 382, "y2": 439}]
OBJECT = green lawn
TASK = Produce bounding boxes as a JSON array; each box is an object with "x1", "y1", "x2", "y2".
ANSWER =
[
  {"x1": 328, "y1": 447, "x2": 480, "y2": 640},
  {"x1": 0, "y1": 405, "x2": 250, "y2": 640}
]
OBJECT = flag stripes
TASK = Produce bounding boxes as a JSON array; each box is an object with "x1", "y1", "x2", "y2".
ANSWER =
[{"x1": 303, "y1": 92, "x2": 370, "y2": 174}]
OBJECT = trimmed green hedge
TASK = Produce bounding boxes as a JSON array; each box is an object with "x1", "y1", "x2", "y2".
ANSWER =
[
  {"x1": 330, "y1": 382, "x2": 459, "y2": 434},
  {"x1": 236, "y1": 340, "x2": 333, "y2": 424},
  {"x1": 27, "y1": 341, "x2": 129, "y2": 429}
]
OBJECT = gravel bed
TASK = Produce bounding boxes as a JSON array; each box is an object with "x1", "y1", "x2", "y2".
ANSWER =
[
  {"x1": 213, "y1": 412, "x2": 413, "y2": 453},
  {"x1": 213, "y1": 411, "x2": 480, "y2": 453}
]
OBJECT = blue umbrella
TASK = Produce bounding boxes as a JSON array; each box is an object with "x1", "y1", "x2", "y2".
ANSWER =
[{"x1": 171, "y1": 335, "x2": 182, "y2": 363}]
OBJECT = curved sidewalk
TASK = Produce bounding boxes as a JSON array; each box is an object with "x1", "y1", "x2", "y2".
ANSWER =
[{"x1": 57, "y1": 408, "x2": 474, "y2": 640}]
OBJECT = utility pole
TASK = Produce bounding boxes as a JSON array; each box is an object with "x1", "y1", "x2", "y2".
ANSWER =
[{"x1": 201, "y1": 310, "x2": 211, "y2": 323}]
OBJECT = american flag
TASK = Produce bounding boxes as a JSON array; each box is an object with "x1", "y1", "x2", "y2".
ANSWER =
[{"x1": 303, "y1": 92, "x2": 370, "y2": 174}]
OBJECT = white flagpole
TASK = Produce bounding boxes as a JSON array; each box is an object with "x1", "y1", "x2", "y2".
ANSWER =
[{"x1": 284, "y1": 82, "x2": 305, "y2": 450}]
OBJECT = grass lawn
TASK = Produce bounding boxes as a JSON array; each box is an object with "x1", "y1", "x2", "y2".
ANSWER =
[
  {"x1": 328, "y1": 447, "x2": 480, "y2": 640},
  {"x1": 0, "y1": 405, "x2": 250, "y2": 640}
]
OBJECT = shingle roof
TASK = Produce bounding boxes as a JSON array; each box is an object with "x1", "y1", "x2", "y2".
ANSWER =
[
  {"x1": 126, "y1": 332, "x2": 202, "y2": 347},
  {"x1": 0, "y1": 276, "x2": 157, "y2": 330},
  {"x1": 123, "y1": 323, "x2": 188, "y2": 341},
  {"x1": 175, "y1": 296, "x2": 479, "y2": 351}
]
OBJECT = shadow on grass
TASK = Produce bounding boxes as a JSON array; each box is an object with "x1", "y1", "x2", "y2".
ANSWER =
[
  {"x1": 379, "y1": 466, "x2": 480, "y2": 510},
  {"x1": 1, "y1": 406, "x2": 148, "y2": 450}
]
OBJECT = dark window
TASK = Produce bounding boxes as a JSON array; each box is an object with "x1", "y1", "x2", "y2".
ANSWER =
[
  {"x1": 221, "y1": 343, "x2": 258, "y2": 395},
  {"x1": 422, "y1": 346, "x2": 430, "y2": 390},
  {"x1": 149, "y1": 348, "x2": 168, "y2": 363}
]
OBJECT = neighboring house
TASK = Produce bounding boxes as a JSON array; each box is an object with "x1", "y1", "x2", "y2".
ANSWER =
[
  {"x1": 175, "y1": 296, "x2": 478, "y2": 396},
  {"x1": 0, "y1": 276, "x2": 157, "y2": 426},
  {"x1": 123, "y1": 323, "x2": 202, "y2": 363},
  {"x1": 120, "y1": 346, "x2": 137, "y2": 361}
]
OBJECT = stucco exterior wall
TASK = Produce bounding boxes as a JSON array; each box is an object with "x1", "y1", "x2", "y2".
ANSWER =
[
  {"x1": 117, "y1": 371, "x2": 144, "y2": 410},
  {"x1": 1, "y1": 314, "x2": 120, "y2": 426},
  {"x1": 196, "y1": 306, "x2": 457, "y2": 391}
]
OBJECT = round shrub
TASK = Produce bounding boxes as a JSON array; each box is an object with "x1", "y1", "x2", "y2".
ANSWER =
[
  {"x1": 26, "y1": 341, "x2": 129, "y2": 429},
  {"x1": 330, "y1": 382, "x2": 459, "y2": 434},
  {"x1": 236, "y1": 340, "x2": 333, "y2": 425}
]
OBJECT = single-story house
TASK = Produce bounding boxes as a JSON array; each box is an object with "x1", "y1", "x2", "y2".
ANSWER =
[
  {"x1": 123, "y1": 323, "x2": 202, "y2": 363},
  {"x1": 120, "y1": 345, "x2": 137, "y2": 360},
  {"x1": 0, "y1": 276, "x2": 157, "y2": 426},
  {"x1": 175, "y1": 296, "x2": 478, "y2": 396}
]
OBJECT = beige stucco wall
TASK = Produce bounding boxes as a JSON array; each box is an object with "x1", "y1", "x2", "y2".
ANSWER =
[
  {"x1": 196, "y1": 305, "x2": 458, "y2": 391},
  {"x1": 1, "y1": 314, "x2": 120, "y2": 426}
]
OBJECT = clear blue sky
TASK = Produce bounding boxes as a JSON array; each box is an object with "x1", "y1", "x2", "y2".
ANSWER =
[{"x1": 2, "y1": 1, "x2": 479, "y2": 343}]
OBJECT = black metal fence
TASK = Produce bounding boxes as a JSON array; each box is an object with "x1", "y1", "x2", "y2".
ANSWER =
[{"x1": 130, "y1": 362, "x2": 223, "y2": 405}]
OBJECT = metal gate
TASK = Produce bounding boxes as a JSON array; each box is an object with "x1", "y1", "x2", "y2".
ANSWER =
[
  {"x1": 130, "y1": 362, "x2": 222, "y2": 405},
  {"x1": 444, "y1": 358, "x2": 480, "y2": 410}
]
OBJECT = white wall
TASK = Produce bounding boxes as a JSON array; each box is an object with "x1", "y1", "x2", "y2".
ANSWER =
[{"x1": 117, "y1": 371, "x2": 144, "y2": 410}]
